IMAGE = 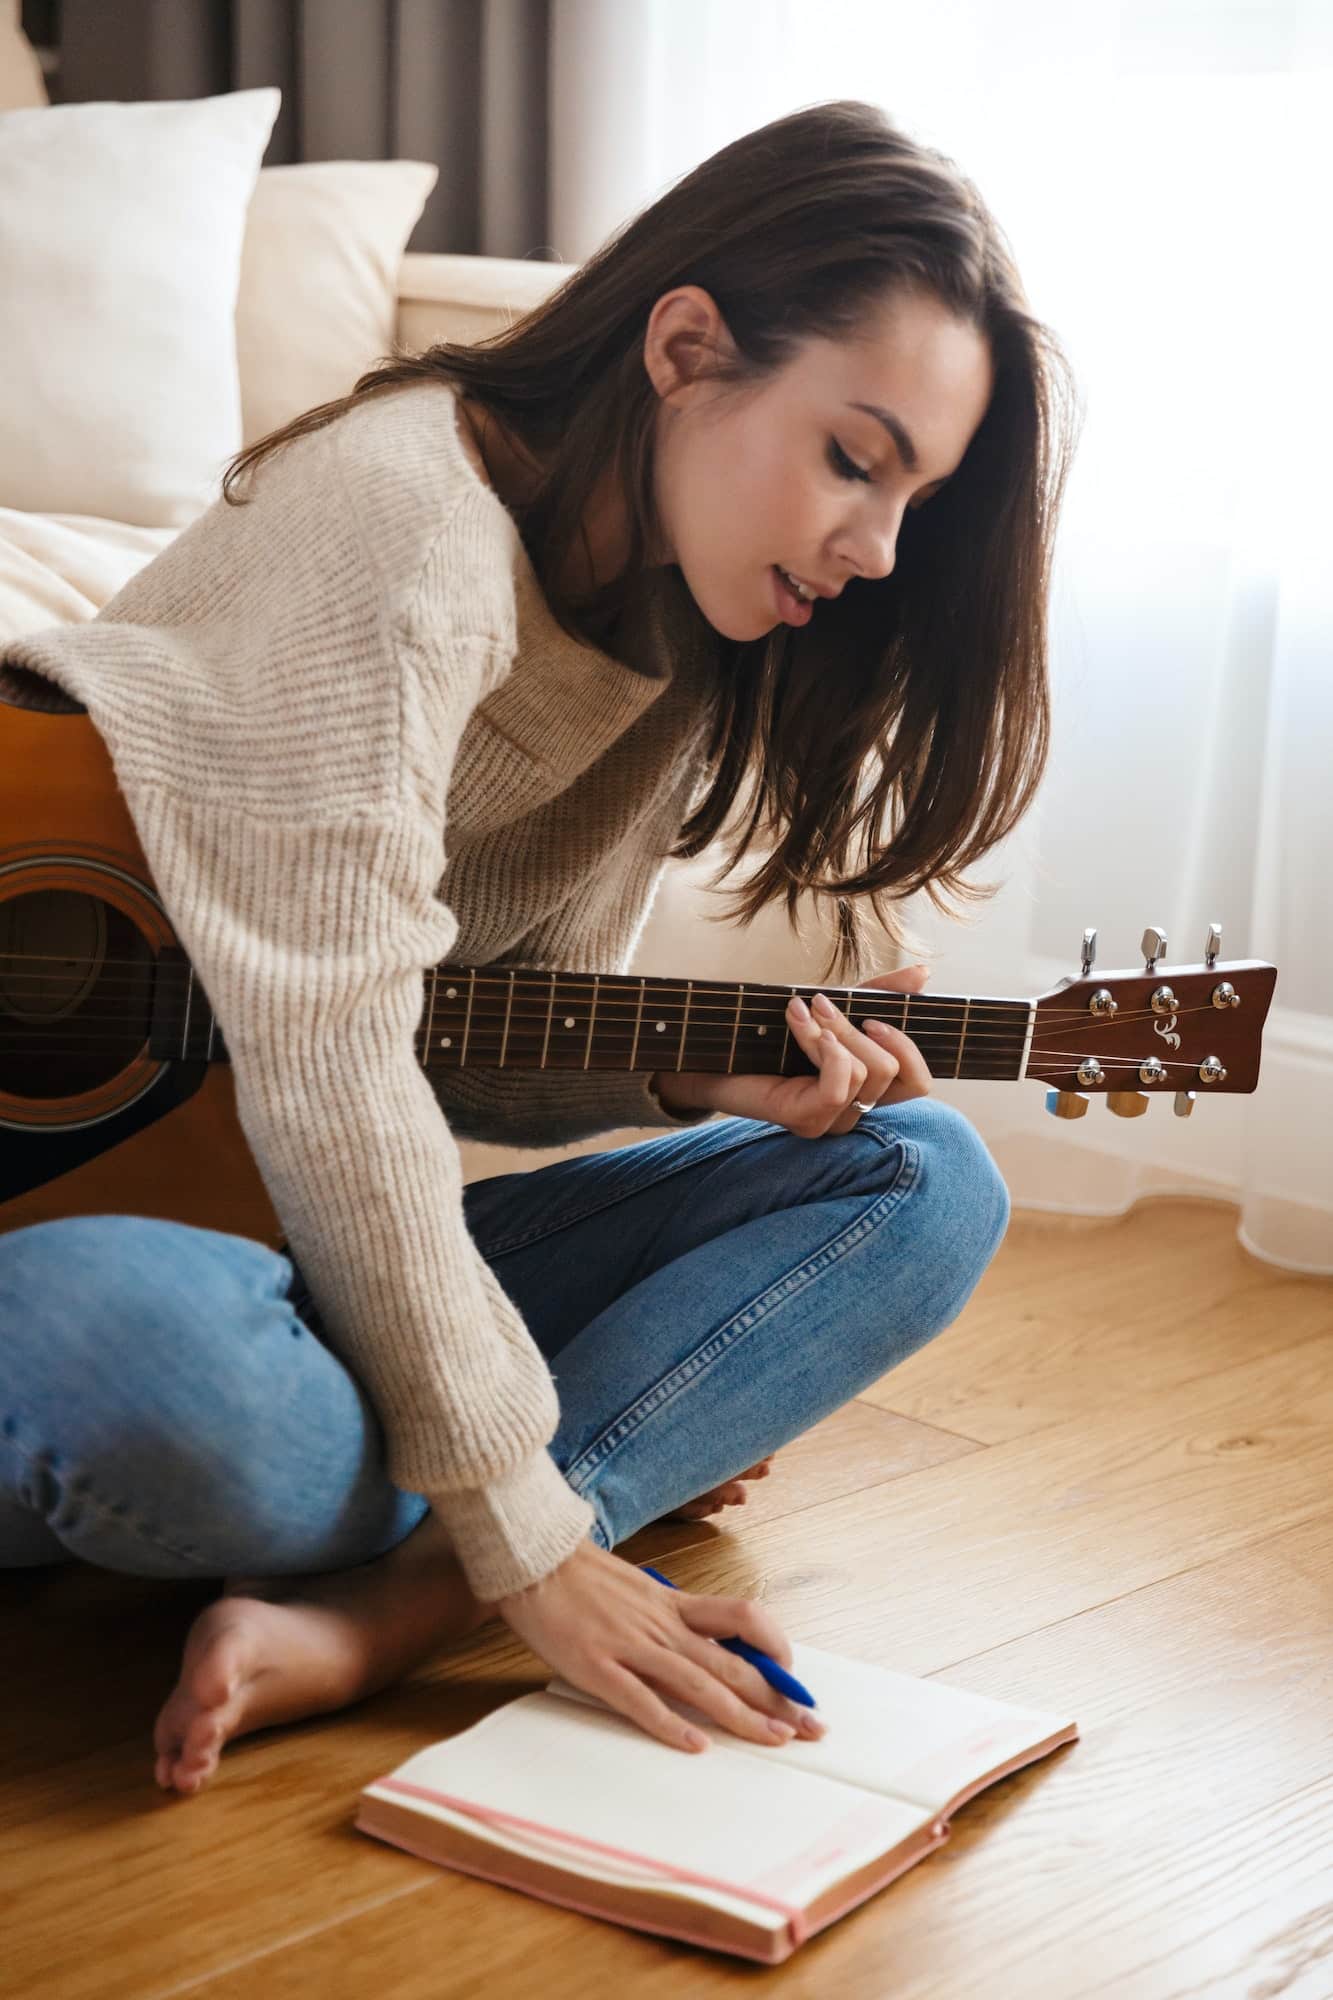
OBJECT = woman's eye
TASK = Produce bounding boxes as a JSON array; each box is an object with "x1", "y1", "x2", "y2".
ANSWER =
[{"x1": 828, "y1": 440, "x2": 871, "y2": 484}]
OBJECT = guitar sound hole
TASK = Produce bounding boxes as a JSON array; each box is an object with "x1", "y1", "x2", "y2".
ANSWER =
[{"x1": 0, "y1": 890, "x2": 155, "y2": 1099}]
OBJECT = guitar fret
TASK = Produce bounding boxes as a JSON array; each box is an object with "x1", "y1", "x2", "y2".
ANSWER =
[
  {"x1": 423, "y1": 966, "x2": 437, "y2": 1057},
  {"x1": 728, "y1": 983, "x2": 743, "y2": 1073},
  {"x1": 583, "y1": 975, "x2": 600, "y2": 1070},
  {"x1": 953, "y1": 997, "x2": 970, "y2": 1079},
  {"x1": 677, "y1": 980, "x2": 693, "y2": 1071},
  {"x1": 180, "y1": 968, "x2": 194, "y2": 1059},
  {"x1": 461, "y1": 970, "x2": 475, "y2": 1065},
  {"x1": 781, "y1": 986, "x2": 794, "y2": 1073},
  {"x1": 498, "y1": 969, "x2": 515, "y2": 1066},
  {"x1": 540, "y1": 971, "x2": 555, "y2": 1069},
  {"x1": 630, "y1": 977, "x2": 646, "y2": 1069}
]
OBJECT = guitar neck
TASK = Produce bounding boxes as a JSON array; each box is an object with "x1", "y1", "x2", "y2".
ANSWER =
[{"x1": 157, "y1": 960, "x2": 1035, "y2": 1083}]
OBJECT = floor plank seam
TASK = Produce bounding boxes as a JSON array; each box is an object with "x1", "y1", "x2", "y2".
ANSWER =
[
  {"x1": 925, "y1": 1500, "x2": 1333, "y2": 1681},
  {"x1": 143, "y1": 1877, "x2": 430, "y2": 2000}
]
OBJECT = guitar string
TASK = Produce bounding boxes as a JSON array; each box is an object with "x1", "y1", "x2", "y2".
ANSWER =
[
  {"x1": 0, "y1": 993, "x2": 1234, "y2": 1043},
  {"x1": 0, "y1": 983, "x2": 1242, "y2": 1039},
  {"x1": 0, "y1": 969, "x2": 1239, "y2": 1034},
  {"x1": 0, "y1": 1000, "x2": 1232, "y2": 1048},
  {"x1": 0, "y1": 1048, "x2": 1223, "y2": 1085},
  {"x1": 0, "y1": 1027, "x2": 1231, "y2": 1074},
  {"x1": 0, "y1": 947, "x2": 1240, "y2": 1025}
]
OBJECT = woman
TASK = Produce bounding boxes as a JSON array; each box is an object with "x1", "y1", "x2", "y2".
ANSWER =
[{"x1": 0, "y1": 100, "x2": 1076, "y2": 1793}]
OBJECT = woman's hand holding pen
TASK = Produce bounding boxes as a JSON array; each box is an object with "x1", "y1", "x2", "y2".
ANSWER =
[
  {"x1": 494, "y1": 1539, "x2": 825, "y2": 1755},
  {"x1": 651, "y1": 964, "x2": 934, "y2": 1135}
]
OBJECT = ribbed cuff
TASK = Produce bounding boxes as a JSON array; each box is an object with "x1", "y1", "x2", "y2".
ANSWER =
[
  {"x1": 639, "y1": 1069, "x2": 716, "y2": 1127},
  {"x1": 428, "y1": 1448, "x2": 598, "y2": 1604}
]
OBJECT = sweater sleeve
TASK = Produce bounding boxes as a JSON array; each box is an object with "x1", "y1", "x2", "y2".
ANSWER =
[
  {"x1": 129, "y1": 784, "x2": 599, "y2": 1602},
  {"x1": 430, "y1": 1059, "x2": 711, "y2": 1148},
  {"x1": 425, "y1": 899, "x2": 717, "y2": 1148}
]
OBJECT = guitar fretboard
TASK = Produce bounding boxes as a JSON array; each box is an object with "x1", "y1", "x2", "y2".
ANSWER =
[{"x1": 156, "y1": 960, "x2": 1036, "y2": 1083}]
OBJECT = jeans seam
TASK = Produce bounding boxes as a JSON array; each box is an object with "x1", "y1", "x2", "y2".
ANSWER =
[
  {"x1": 1, "y1": 1430, "x2": 208, "y2": 1566},
  {"x1": 477, "y1": 1118, "x2": 789, "y2": 1258},
  {"x1": 562, "y1": 1134, "x2": 921, "y2": 1496}
]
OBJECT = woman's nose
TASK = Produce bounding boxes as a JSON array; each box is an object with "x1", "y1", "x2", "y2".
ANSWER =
[{"x1": 846, "y1": 503, "x2": 905, "y2": 583}]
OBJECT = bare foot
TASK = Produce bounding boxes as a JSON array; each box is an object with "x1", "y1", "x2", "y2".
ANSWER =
[
  {"x1": 666, "y1": 1456, "x2": 774, "y2": 1523},
  {"x1": 152, "y1": 1512, "x2": 499, "y2": 1796}
]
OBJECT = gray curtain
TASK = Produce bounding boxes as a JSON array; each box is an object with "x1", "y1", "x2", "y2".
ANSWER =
[{"x1": 53, "y1": 0, "x2": 553, "y2": 257}]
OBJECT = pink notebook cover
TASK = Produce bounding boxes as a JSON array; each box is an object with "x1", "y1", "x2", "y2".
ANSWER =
[{"x1": 356, "y1": 1774, "x2": 950, "y2": 1963}]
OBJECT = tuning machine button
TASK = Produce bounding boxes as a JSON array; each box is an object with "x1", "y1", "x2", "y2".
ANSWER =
[
  {"x1": 1045, "y1": 1089, "x2": 1090, "y2": 1119},
  {"x1": 1080, "y1": 927, "x2": 1097, "y2": 977},
  {"x1": 1205, "y1": 923, "x2": 1222, "y2": 968},
  {"x1": 1141, "y1": 927, "x2": 1168, "y2": 973},
  {"x1": 1107, "y1": 1091, "x2": 1150, "y2": 1117},
  {"x1": 1174, "y1": 1090, "x2": 1197, "y2": 1118}
]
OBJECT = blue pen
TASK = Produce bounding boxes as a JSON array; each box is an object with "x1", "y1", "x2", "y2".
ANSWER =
[{"x1": 641, "y1": 1565, "x2": 817, "y2": 1710}]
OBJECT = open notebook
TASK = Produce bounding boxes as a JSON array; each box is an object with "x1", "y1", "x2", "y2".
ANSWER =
[{"x1": 356, "y1": 1640, "x2": 1078, "y2": 1963}]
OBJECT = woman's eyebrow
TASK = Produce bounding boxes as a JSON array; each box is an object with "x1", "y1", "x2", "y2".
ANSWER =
[{"x1": 845, "y1": 401, "x2": 918, "y2": 471}]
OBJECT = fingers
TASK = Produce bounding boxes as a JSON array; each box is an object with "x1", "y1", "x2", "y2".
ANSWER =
[
  {"x1": 787, "y1": 987, "x2": 934, "y2": 1125},
  {"x1": 597, "y1": 1658, "x2": 716, "y2": 1753},
  {"x1": 784, "y1": 993, "x2": 897, "y2": 1133},
  {"x1": 677, "y1": 1588, "x2": 794, "y2": 1670},
  {"x1": 654, "y1": 1637, "x2": 822, "y2": 1744}
]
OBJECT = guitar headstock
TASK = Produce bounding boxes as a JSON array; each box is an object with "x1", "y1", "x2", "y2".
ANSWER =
[{"x1": 1033, "y1": 925, "x2": 1277, "y2": 1120}]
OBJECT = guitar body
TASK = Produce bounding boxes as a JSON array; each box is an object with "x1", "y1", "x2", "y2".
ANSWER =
[{"x1": 0, "y1": 695, "x2": 280, "y2": 1245}]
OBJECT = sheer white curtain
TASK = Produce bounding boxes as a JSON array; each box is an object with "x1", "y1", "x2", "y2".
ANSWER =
[{"x1": 550, "y1": 0, "x2": 1332, "y2": 1273}]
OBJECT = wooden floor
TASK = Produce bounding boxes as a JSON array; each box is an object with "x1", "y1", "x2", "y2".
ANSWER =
[{"x1": 4, "y1": 1196, "x2": 1331, "y2": 1999}]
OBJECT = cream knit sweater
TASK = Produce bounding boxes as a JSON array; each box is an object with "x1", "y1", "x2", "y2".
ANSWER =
[{"x1": 4, "y1": 380, "x2": 722, "y2": 1602}]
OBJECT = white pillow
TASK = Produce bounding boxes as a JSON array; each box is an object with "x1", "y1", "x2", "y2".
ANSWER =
[
  {"x1": 0, "y1": 88, "x2": 280, "y2": 528},
  {"x1": 236, "y1": 159, "x2": 439, "y2": 446}
]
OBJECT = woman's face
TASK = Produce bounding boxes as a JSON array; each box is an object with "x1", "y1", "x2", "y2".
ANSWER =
[{"x1": 644, "y1": 284, "x2": 995, "y2": 641}]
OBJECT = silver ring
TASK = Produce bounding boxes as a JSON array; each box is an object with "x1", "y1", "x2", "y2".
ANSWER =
[{"x1": 852, "y1": 1100, "x2": 876, "y2": 1114}]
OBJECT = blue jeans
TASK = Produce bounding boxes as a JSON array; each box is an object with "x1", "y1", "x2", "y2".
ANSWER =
[{"x1": 0, "y1": 1101, "x2": 1009, "y2": 1579}]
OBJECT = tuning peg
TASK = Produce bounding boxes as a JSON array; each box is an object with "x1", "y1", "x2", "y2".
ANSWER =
[
  {"x1": 1046, "y1": 1089, "x2": 1090, "y2": 1119},
  {"x1": 1106, "y1": 1091, "x2": 1150, "y2": 1118},
  {"x1": 1174, "y1": 1091, "x2": 1197, "y2": 1118},
  {"x1": 1141, "y1": 927, "x2": 1168, "y2": 973},
  {"x1": 1080, "y1": 927, "x2": 1097, "y2": 977},
  {"x1": 1205, "y1": 923, "x2": 1222, "y2": 968}
]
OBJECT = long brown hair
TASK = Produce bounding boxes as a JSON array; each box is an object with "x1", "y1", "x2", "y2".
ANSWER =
[{"x1": 224, "y1": 99, "x2": 1079, "y2": 981}]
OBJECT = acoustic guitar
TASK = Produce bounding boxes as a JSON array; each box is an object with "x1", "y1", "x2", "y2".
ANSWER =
[{"x1": 0, "y1": 684, "x2": 1278, "y2": 1249}]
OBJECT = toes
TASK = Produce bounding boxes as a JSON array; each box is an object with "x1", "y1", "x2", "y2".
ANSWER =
[{"x1": 183, "y1": 1710, "x2": 226, "y2": 1762}]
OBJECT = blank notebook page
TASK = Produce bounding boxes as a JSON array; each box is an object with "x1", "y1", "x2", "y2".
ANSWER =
[
  {"x1": 551, "y1": 1638, "x2": 1072, "y2": 1814},
  {"x1": 373, "y1": 1691, "x2": 922, "y2": 1916}
]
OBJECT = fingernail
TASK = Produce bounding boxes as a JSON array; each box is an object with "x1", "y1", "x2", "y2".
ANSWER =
[
  {"x1": 798, "y1": 1714, "x2": 826, "y2": 1738},
  {"x1": 767, "y1": 1719, "x2": 795, "y2": 1740},
  {"x1": 685, "y1": 1729, "x2": 709, "y2": 1751},
  {"x1": 812, "y1": 993, "x2": 837, "y2": 1018},
  {"x1": 788, "y1": 995, "x2": 810, "y2": 1022}
]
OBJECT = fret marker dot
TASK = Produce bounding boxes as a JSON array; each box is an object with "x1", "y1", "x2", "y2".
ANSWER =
[
  {"x1": 445, "y1": 987, "x2": 457, "y2": 1000},
  {"x1": 564, "y1": 1016, "x2": 576, "y2": 1029},
  {"x1": 440, "y1": 1037, "x2": 452, "y2": 1048},
  {"x1": 757, "y1": 1026, "x2": 767, "y2": 1036},
  {"x1": 655, "y1": 1020, "x2": 667, "y2": 1032}
]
